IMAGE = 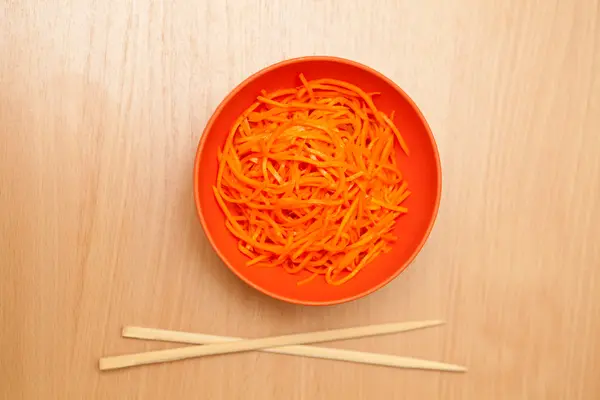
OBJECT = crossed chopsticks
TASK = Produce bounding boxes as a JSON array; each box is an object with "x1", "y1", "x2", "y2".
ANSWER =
[{"x1": 99, "y1": 320, "x2": 465, "y2": 372}]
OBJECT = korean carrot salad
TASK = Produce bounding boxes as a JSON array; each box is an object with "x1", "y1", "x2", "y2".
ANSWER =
[{"x1": 213, "y1": 75, "x2": 410, "y2": 285}]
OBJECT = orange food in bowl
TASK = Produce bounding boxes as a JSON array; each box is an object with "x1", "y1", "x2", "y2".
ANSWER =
[
  {"x1": 214, "y1": 75, "x2": 411, "y2": 286},
  {"x1": 194, "y1": 57, "x2": 441, "y2": 305}
]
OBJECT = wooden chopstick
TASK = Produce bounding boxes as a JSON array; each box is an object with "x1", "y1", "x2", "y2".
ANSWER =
[
  {"x1": 121, "y1": 326, "x2": 466, "y2": 372},
  {"x1": 99, "y1": 320, "x2": 443, "y2": 370}
]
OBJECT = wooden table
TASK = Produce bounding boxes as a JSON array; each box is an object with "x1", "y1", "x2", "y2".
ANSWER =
[{"x1": 2, "y1": 1, "x2": 599, "y2": 398}]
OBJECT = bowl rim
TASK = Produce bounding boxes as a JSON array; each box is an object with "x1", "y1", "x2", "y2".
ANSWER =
[{"x1": 193, "y1": 55, "x2": 442, "y2": 306}]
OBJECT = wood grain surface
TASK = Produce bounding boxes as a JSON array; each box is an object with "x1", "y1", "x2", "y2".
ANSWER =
[{"x1": 1, "y1": 0, "x2": 599, "y2": 399}]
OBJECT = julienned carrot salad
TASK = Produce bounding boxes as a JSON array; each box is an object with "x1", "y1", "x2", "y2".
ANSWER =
[{"x1": 213, "y1": 74, "x2": 410, "y2": 286}]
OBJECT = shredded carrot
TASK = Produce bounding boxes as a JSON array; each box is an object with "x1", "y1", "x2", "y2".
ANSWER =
[{"x1": 213, "y1": 74, "x2": 410, "y2": 285}]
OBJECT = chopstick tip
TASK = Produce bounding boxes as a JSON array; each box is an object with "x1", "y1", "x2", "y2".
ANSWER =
[
  {"x1": 122, "y1": 326, "x2": 139, "y2": 338},
  {"x1": 420, "y1": 320, "x2": 445, "y2": 328}
]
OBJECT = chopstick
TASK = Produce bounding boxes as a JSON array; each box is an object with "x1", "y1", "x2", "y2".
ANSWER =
[
  {"x1": 99, "y1": 320, "x2": 443, "y2": 370},
  {"x1": 121, "y1": 326, "x2": 466, "y2": 372}
]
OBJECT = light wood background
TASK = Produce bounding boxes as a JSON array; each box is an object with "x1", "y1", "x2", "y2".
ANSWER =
[{"x1": 1, "y1": 0, "x2": 599, "y2": 399}]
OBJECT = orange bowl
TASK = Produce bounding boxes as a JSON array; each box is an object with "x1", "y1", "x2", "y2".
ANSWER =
[{"x1": 194, "y1": 56, "x2": 441, "y2": 305}]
